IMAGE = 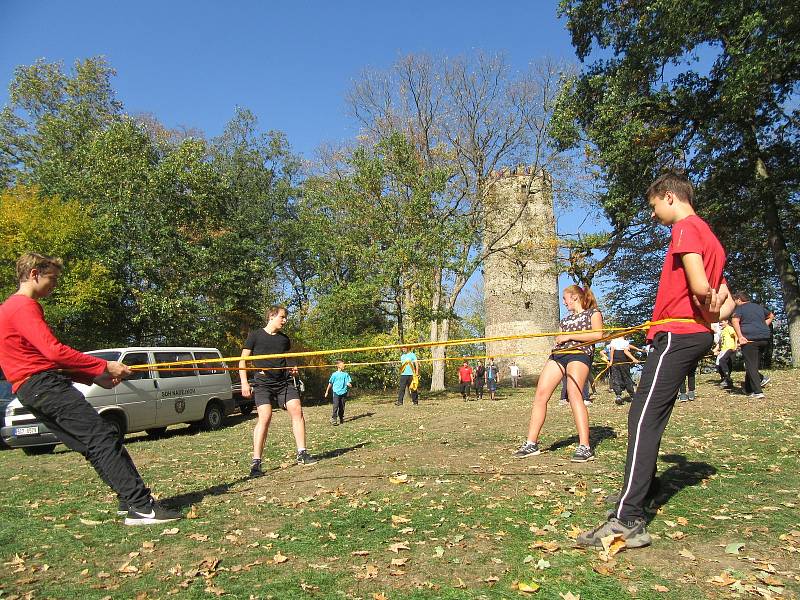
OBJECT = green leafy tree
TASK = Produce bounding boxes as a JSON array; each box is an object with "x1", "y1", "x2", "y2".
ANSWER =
[{"x1": 555, "y1": 0, "x2": 800, "y2": 364}]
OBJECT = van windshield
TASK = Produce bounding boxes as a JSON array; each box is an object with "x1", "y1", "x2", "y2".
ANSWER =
[{"x1": 88, "y1": 351, "x2": 121, "y2": 361}]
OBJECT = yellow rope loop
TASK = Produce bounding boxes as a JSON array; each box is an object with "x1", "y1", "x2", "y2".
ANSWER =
[{"x1": 130, "y1": 317, "x2": 703, "y2": 371}]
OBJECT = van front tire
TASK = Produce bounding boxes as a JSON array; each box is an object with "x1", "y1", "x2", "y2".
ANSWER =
[{"x1": 101, "y1": 412, "x2": 126, "y2": 443}]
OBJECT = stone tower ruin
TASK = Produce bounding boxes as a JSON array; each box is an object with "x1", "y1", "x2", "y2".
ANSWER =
[{"x1": 482, "y1": 166, "x2": 559, "y2": 383}]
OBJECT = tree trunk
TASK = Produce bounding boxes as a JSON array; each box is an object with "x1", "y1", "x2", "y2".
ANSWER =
[
  {"x1": 429, "y1": 270, "x2": 447, "y2": 391},
  {"x1": 760, "y1": 182, "x2": 800, "y2": 367}
]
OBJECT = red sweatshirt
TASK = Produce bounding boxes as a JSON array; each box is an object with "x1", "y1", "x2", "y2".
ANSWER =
[{"x1": 0, "y1": 294, "x2": 107, "y2": 392}]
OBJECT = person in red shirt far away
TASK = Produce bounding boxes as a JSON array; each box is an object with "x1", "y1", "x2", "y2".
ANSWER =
[
  {"x1": 458, "y1": 360, "x2": 474, "y2": 401},
  {"x1": 0, "y1": 253, "x2": 182, "y2": 526},
  {"x1": 576, "y1": 172, "x2": 735, "y2": 550}
]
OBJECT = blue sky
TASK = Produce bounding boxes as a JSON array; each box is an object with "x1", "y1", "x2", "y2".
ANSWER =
[
  {"x1": 1, "y1": 1, "x2": 580, "y2": 159},
  {"x1": 0, "y1": 1, "x2": 601, "y2": 314}
]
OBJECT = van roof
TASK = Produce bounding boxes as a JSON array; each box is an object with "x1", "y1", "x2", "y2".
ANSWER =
[{"x1": 88, "y1": 347, "x2": 222, "y2": 353}]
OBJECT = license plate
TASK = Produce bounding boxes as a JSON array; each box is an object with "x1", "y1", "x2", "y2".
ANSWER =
[{"x1": 15, "y1": 426, "x2": 38, "y2": 436}]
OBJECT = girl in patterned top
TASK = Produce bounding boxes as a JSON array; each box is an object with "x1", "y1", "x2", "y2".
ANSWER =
[{"x1": 514, "y1": 285, "x2": 605, "y2": 462}]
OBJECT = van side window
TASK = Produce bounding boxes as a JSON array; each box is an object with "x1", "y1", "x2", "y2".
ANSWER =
[
  {"x1": 153, "y1": 352, "x2": 197, "y2": 379},
  {"x1": 121, "y1": 353, "x2": 151, "y2": 380},
  {"x1": 193, "y1": 352, "x2": 225, "y2": 375}
]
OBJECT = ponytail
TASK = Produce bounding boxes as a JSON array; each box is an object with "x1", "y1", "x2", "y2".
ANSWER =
[{"x1": 564, "y1": 284, "x2": 598, "y2": 311}]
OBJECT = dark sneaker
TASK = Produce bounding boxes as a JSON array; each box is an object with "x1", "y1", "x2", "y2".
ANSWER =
[
  {"x1": 330, "y1": 419, "x2": 339, "y2": 426},
  {"x1": 614, "y1": 396, "x2": 624, "y2": 406},
  {"x1": 117, "y1": 499, "x2": 129, "y2": 516},
  {"x1": 249, "y1": 459, "x2": 263, "y2": 478},
  {"x1": 297, "y1": 450, "x2": 318, "y2": 465},
  {"x1": 761, "y1": 376, "x2": 771, "y2": 387},
  {"x1": 576, "y1": 517, "x2": 652, "y2": 548},
  {"x1": 124, "y1": 501, "x2": 182, "y2": 526},
  {"x1": 339, "y1": 419, "x2": 344, "y2": 425},
  {"x1": 571, "y1": 444, "x2": 595, "y2": 463},
  {"x1": 678, "y1": 393, "x2": 689, "y2": 402},
  {"x1": 687, "y1": 391, "x2": 696, "y2": 401},
  {"x1": 513, "y1": 441, "x2": 541, "y2": 458}
]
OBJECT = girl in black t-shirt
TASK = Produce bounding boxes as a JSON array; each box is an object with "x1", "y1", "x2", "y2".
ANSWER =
[{"x1": 239, "y1": 305, "x2": 316, "y2": 476}]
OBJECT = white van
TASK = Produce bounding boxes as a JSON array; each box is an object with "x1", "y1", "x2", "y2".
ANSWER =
[{"x1": 1, "y1": 347, "x2": 234, "y2": 455}]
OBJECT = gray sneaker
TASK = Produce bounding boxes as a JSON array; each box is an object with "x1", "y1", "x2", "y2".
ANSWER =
[
  {"x1": 513, "y1": 441, "x2": 541, "y2": 458},
  {"x1": 571, "y1": 444, "x2": 595, "y2": 463},
  {"x1": 760, "y1": 376, "x2": 771, "y2": 387},
  {"x1": 678, "y1": 393, "x2": 689, "y2": 402},
  {"x1": 297, "y1": 450, "x2": 318, "y2": 465},
  {"x1": 687, "y1": 391, "x2": 696, "y2": 401},
  {"x1": 576, "y1": 517, "x2": 652, "y2": 548}
]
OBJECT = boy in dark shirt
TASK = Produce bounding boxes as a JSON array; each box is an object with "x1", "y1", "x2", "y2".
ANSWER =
[
  {"x1": 577, "y1": 173, "x2": 735, "y2": 548},
  {"x1": 0, "y1": 253, "x2": 181, "y2": 525},
  {"x1": 731, "y1": 292, "x2": 774, "y2": 398},
  {"x1": 240, "y1": 305, "x2": 316, "y2": 476}
]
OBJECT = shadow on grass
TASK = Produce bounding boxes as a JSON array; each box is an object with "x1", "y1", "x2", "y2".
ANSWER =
[
  {"x1": 547, "y1": 425, "x2": 618, "y2": 451},
  {"x1": 162, "y1": 475, "x2": 252, "y2": 509},
  {"x1": 344, "y1": 412, "x2": 375, "y2": 423},
  {"x1": 315, "y1": 441, "x2": 371, "y2": 460},
  {"x1": 644, "y1": 453, "x2": 717, "y2": 522}
]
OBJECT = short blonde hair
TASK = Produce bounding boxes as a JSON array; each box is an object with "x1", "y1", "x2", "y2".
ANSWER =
[{"x1": 16, "y1": 252, "x2": 63, "y2": 282}]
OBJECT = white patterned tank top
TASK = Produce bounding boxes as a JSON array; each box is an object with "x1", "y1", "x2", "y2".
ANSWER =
[{"x1": 552, "y1": 308, "x2": 598, "y2": 357}]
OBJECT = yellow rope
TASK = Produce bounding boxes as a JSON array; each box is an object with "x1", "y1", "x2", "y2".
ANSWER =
[{"x1": 131, "y1": 317, "x2": 701, "y2": 370}]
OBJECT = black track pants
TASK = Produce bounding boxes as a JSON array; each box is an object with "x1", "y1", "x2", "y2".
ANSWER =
[
  {"x1": 616, "y1": 332, "x2": 712, "y2": 521},
  {"x1": 741, "y1": 340, "x2": 767, "y2": 394},
  {"x1": 396, "y1": 375, "x2": 419, "y2": 404},
  {"x1": 16, "y1": 370, "x2": 152, "y2": 508}
]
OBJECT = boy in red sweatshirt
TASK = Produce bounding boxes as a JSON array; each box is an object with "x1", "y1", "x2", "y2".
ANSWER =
[
  {"x1": 576, "y1": 173, "x2": 735, "y2": 548},
  {"x1": 0, "y1": 253, "x2": 181, "y2": 525}
]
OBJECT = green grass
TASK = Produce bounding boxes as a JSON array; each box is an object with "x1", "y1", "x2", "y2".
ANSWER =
[{"x1": 1, "y1": 370, "x2": 799, "y2": 599}]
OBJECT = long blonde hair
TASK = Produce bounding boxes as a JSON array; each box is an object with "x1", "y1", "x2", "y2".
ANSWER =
[{"x1": 564, "y1": 284, "x2": 598, "y2": 311}]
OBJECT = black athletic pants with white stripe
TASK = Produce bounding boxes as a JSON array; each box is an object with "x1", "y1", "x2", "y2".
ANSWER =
[{"x1": 616, "y1": 331, "x2": 713, "y2": 522}]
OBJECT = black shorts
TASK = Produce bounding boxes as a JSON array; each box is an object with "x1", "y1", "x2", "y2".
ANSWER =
[
  {"x1": 253, "y1": 382, "x2": 300, "y2": 409},
  {"x1": 549, "y1": 352, "x2": 592, "y2": 370}
]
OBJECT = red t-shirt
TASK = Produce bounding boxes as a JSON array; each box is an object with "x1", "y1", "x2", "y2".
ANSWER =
[
  {"x1": 0, "y1": 294, "x2": 107, "y2": 391},
  {"x1": 458, "y1": 366, "x2": 473, "y2": 383},
  {"x1": 647, "y1": 215, "x2": 726, "y2": 340}
]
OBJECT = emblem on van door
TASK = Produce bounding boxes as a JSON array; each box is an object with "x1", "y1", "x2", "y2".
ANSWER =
[{"x1": 175, "y1": 399, "x2": 186, "y2": 413}]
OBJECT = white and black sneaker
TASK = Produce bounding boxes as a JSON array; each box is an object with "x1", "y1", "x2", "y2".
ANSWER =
[
  {"x1": 297, "y1": 450, "x2": 318, "y2": 465},
  {"x1": 760, "y1": 376, "x2": 771, "y2": 387},
  {"x1": 513, "y1": 441, "x2": 541, "y2": 458},
  {"x1": 249, "y1": 459, "x2": 264, "y2": 478},
  {"x1": 117, "y1": 499, "x2": 129, "y2": 516},
  {"x1": 124, "y1": 501, "x2": 182, "y2": 526},
  {"x1": 571, "y1": 444, "x2": 595, "y2": 463}
]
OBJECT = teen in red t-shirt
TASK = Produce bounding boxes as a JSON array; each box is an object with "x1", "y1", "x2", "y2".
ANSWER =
[
  {"x1": 457, "y1": 361, "x2": 474, "y2": 401},
  {"x1": 0, "y1": 253, "x2": 181, "y2": 526},
  {"x1": 577, "y1": 172, "x2": 735, "y2": 550}
]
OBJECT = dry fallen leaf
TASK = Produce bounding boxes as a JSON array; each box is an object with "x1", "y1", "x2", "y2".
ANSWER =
[
  {"x1": 600, "y1": 533, "x2": 626, "y2": 557},
  {"x1": 560, "y1": 593, "x2": 581, "y2": 600},
  {"x1": 162, "y1": 527, "x2": 180, "y2": 535},
  {"x1": 352, "y1": 550, "x2": 370, "y2": 556},
  {"x1": 186, "y1": 506, "x2": 199, "y2": 519},
  {"x1": 388, "y1": 542, "x2": 409, "y2": 553},
  {"x1": 79, "y1": 518, "x2": 101, "y2": 526},
  {"x1": 515, "y1": 581, "x2": 540, "y2": 593},
  {"x1": 273, "y1": 552, "x2": 289, "y2": 564},
  {"x1": 708, "y1": 572, "x2": 737, "y2": 586},
  {"x1": 390, "y1": 558, "x2": 408, "y2": 567},
  {"x1": 679, "y1": 549, "x2": 696, "y2": 561},
  {"x1": 653, "y1": 584, "x2": 669, "y2": 592}
]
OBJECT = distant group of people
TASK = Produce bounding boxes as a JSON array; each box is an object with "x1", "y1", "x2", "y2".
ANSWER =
[{"x1": 456, "y1": 358, "x2": 501, "y2": 401}]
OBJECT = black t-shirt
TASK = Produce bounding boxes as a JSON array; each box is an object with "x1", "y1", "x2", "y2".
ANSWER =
[
  {"x1": 244, "y1": 329, "x2": 291, "y2": 389},
  {"x1": 475, "y1": 365, "x2": 486, "y2": 380},
  {"x1": 733, "y1": 303, "x2": 771, "y2": 341}
]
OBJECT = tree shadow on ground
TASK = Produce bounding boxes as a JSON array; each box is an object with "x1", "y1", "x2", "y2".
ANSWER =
[
  {"x1": 547, "y1": 425, "x2": 617, "y2": 451},
  {"x1": 644, "y1": 453, "x2": 717, "y2": 523},
  {"x1": 344, "y1": 412, "x2": 375, "y2": 423}
]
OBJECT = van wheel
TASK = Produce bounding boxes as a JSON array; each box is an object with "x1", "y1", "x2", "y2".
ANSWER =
[
  {"x1": 239, "y1": 403, "x2": 254, "y2": 416},
  {"x1": 146, "y1": 427, "x2": 168, "y2": 438},
  {"x1": 22, "y1": 444, "x2": 56, "y2": 456},
  {"x1": 202, "y1": 402, "x2": 225, "y2": 431},
  {"x1": 102, "y1": 412, "x2": 126, "y2": 443}
]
